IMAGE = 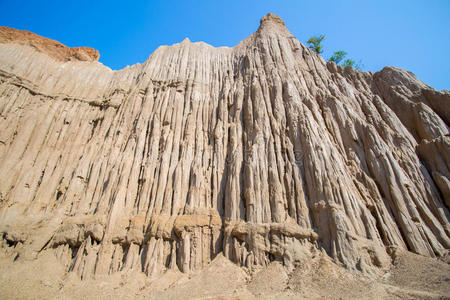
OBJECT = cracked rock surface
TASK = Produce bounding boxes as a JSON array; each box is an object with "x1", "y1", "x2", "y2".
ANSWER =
[{"x1": 0, "y1": 13, "x2": 449, "y2": 285}]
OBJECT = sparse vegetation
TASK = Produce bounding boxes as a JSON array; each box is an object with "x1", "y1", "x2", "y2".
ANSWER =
[
  {"x1": 307, "y1": 34, "x2": 363, "y2": 70},
  {"x1": 341, "y1": 58, "x2": 356, "y2": 68},
  {"x1": 328, "y1": 49, "x2": 362, "y2": 70},
  {"x1": 307, "y1": 35, "x2": 325, "y2": 54},
  {"x1": 329, "y1": 50, "x2": 347, "y2": 64},
  {"x1": 341, "y1": 58, "x2": 363, "y2": 69}
]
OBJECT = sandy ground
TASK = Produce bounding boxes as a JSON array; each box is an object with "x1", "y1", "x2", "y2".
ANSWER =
[{"x1": 0, "y1": 247, "x2": 449, "y2": 299}]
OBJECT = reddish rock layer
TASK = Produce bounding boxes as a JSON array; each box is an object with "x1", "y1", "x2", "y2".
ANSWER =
[{"x1": 0, "y1": 26, "x2": 100, "y2": 62}]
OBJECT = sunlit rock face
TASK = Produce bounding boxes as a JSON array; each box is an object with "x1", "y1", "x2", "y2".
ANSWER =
[{"x1": 0, "y1": 13, "x2": 448, "y2": 279}]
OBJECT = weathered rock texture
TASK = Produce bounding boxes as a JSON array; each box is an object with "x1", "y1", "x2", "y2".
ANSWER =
[{"x1": 0, "y1": 14, "x2": 449, "y2": 279}]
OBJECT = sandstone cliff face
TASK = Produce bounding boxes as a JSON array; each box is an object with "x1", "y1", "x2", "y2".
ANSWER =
[{"x1": 0, "y1": 14, "x2": 448, "y2": 279}]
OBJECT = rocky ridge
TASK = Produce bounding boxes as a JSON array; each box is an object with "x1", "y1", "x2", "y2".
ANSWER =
[
  {"x1": 0, "y1": 13, "x2": 449, "y2": 285},
  {"x1": 0, "y1": 26, "x2": 100, "y2": 62}
]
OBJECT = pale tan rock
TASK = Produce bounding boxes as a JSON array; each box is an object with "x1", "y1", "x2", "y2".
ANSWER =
[{"x1": 0, "y1": 13, "x2": 448, "y2": 284}]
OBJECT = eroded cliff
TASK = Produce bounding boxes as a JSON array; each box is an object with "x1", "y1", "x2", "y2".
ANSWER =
[{"x1": 0, "y1": 14, "x2": 449, "y2": 282}]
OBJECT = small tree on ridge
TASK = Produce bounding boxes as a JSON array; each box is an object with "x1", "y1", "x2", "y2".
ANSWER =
[
  {"x1": 329, "y1": 50, "x2": 347, "y2": 64},
  {"x1": 307, "y1": 35, "x2": 325, "y2": 54},
  {"x1": 341, "y1": 59, "x2": 356, "y2": 68}
]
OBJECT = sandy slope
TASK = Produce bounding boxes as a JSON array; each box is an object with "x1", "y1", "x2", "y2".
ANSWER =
[{"x1": 0, "y1": 247, "x2": 448, "y2": 299}]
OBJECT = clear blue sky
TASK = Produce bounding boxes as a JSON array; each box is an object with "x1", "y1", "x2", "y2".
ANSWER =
[{"x1": 0, "y1": 0, "x2": 449, "y2": 90}]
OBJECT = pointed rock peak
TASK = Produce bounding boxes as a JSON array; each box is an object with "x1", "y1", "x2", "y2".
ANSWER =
[
  {"x1": 257, "y1": 13, "x2": 291, "y2": 36},
  {"x1": 260, "y1": 13, "x2": 286, "y2": 27},
  {"x1": 181, "y1": 37, "x2": 191, "y2": 44}
]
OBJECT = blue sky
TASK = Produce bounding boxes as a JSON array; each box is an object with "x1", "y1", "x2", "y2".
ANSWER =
[{"x1": 0, "y1": 1, "x2": 449, "y2": 90}]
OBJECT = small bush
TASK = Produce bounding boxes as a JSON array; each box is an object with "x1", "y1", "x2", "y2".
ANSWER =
[
  {"x1": 329, "y1": 51, "x2": 347, "y2": 64},
  {"x1": 307, "y1": 35, "x2": 325, "y2": 54},
  {"x1": 341, "y1": 58, "x2": 356, "y2": 68}
]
